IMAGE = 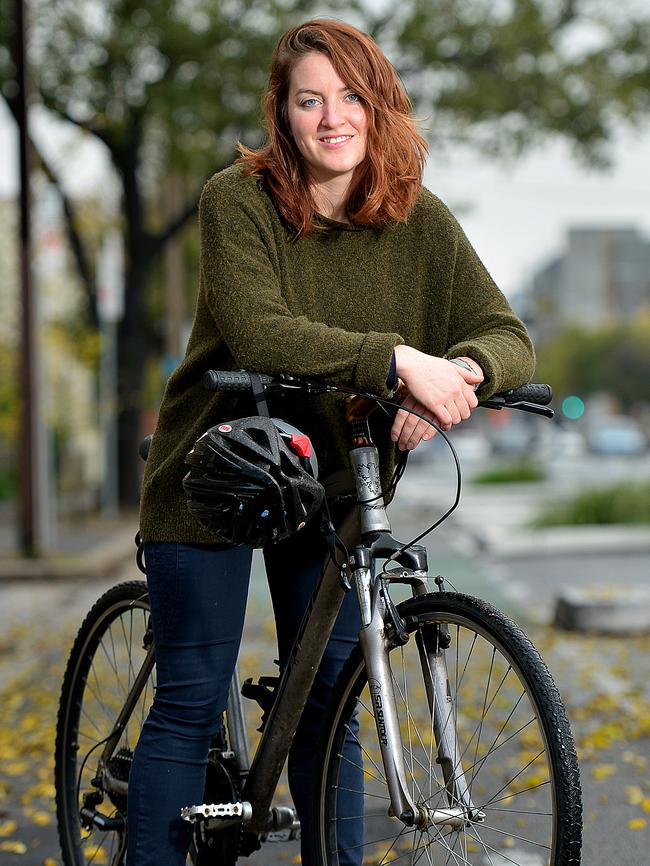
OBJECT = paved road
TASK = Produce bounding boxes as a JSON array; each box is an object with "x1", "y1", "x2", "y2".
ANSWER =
[{"x1": 1, "y1": 487, "x2": 649, "y2": 865}]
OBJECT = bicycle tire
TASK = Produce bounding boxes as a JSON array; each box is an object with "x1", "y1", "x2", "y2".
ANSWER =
[
  {"x1": 55, "y1": 581, "x2": 153, "y2": 866},
  {"x1": 311, "y1": 591, "x2": 582, "y2": 866}
]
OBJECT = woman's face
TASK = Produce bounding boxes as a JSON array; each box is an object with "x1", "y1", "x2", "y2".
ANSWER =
[{"x1": 286, "y1": 51, "x2": 368, "y2": 189}]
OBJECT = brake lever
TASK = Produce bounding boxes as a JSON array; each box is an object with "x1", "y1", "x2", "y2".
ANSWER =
[{"x1": 481, "y1": 397, "x2": 554, "y2": 419}]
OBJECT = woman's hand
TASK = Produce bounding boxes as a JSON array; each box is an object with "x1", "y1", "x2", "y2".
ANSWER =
[{"x1": 391, "y1": 346, "x2": 484, "y2": 451}]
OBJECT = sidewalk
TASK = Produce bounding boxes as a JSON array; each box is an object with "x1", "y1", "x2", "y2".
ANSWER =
[{"x1": 0, "y1": 506, "x2": 139, "y2": 582}]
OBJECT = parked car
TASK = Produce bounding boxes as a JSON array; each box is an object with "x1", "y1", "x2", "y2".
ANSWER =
[
  {"x1": 490, "y1": 420, "x2": 536, "y2": 457},
  {"x1": 587, "y1": 416, "x2": 647, "y2": 456}
]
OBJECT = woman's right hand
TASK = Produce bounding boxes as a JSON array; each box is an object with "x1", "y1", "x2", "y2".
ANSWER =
[{"x1": 391, "y1": 345, "x2": 483, "y2": 450}]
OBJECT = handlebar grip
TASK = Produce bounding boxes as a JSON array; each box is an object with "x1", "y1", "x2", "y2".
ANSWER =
[
  {"x1": 499, "y1": 383, "x2": 552, "y2": 405},
  {"x1": 203, "y1": 370, "x2": 275, "y2": 392}
]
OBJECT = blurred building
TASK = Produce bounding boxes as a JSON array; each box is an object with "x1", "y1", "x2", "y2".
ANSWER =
[{"x1": 528, "y1": 227, "x2": 650, "y2": 342}]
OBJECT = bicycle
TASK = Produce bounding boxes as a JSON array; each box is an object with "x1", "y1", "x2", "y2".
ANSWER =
[{"x1": 54, "y1": 370, "x2": 582, "y2": 866}]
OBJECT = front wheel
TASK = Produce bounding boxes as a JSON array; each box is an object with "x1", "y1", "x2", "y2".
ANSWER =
[{"x1": 311, "y1": 592, "x2": 582, "y2": 866}]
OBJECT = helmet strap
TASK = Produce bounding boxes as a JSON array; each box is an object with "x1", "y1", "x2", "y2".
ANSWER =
[{"x1": 250, "y1": 372, "x2": 270, "y2": 417}]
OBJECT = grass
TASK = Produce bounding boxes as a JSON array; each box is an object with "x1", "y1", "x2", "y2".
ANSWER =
[
  {"x1": 472, "y1": 460, "x2": 546, "y2": 484},
  {"x1": 536, "y1": 480, "x2": 650, "y2": 526}
]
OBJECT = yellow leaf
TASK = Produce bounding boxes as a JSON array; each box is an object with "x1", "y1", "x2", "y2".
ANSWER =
[
  {"x1": 0, "y1": 840, "x2": 28, "y2": 854},
  {"x1": 625, "y1": 785, "x2": 644, "y2": 805},
  {"x1": 628, "y1": 818, "x2": 647, "y2": 831},
  {"x1": 592, "y1": 763, "x2": 617, "y2": 781},
  {"x1": 31, "y1": 811, "x2": 51, "y2": 827},
  {"x1": 0, "y1": 820, "x2": 18, "y2": 838},
  {"x1": 642, "y1": 798, "x2": 650, "y2": 814},
  {"x1": 83, "y1": 845, "x2": 108, "y2": 864},
  {"x1": 5, "y1": 762, "x2": 30, "y2": 777},
  {"x1": 43, "y1": 859, "x2": 59, "y2": 866}
]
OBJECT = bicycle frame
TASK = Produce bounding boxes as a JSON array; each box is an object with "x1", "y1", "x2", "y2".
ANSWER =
[
  {"x1": 97, "y1": 396, "x2": 484, "y2": 837},
  {"x1": 227, "y1": 413, "x2": 480, "y2": 834}
]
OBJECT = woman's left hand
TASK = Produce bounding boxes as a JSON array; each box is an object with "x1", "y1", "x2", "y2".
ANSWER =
[{"x1": 391, "y1": 391, "x2": 439, "y2": 451}]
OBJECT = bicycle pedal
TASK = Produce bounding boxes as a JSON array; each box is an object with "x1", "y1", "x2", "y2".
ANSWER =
[{"x1": 180, "y1": 801, "x2": 252, "y2": 823}]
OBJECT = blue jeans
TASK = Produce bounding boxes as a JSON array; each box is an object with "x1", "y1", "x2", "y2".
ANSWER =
[{"x1": 126, "y1": 516, "x2": 363, "y2": 865}]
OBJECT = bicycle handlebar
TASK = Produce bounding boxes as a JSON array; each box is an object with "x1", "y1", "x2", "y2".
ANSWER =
[{"x1": 202, "y1": 370, "x2": 554, "y2": 417}]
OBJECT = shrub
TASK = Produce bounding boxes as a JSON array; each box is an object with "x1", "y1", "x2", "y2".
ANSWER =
[
  {"x1": 536, "y1": 481, "x2": 650, "y2": 526},
  {"x1": 473, "y1": 461, "x2": 546, "y2": 484}
]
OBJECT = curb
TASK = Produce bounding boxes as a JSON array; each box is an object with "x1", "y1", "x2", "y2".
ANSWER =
[
  {"x1": 0, "y1": 528, "x2": 138, "y2": 582},
  {"x1": 554, "y1": 586, "x2": 650, "y2": 634},
  {"x1": 468, "y1": 524, "x2": 650, "y2": 559}
]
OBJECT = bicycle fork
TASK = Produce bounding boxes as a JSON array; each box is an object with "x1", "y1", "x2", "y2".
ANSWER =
[{"x1": 351, "y1": 555, "x2": 483, "y2": 831}]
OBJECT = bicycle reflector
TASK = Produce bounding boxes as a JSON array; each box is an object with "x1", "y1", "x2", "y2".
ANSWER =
[{"x1": 288, "y1": 433, "x2": 312, "y2": 458}]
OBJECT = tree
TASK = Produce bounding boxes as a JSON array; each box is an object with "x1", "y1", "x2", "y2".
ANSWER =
[
  {"x1": 535, "y1": 316, "x2": 650, "y2": 408},
  {"x1": 1, "y1": 0, "x2": 649, "y2": 502}
]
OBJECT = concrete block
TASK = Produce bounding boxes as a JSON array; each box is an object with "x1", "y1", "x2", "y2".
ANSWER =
[{"x1": 554, "y1": 586, "x2": 650, "y2": 634}]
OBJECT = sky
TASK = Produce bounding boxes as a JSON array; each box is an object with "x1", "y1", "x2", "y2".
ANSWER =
[{"x1": 1, "y1": 98, "x2": 649, "y2": 299}]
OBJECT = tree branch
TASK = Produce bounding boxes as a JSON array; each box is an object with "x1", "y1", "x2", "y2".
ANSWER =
[
  {"x1": 1, "y1": 92, "x2": 98, "y2": 329},
  {"x1": 35, "y1": 148, "x2": 98, "y2": 329},
  {"x1": 556, "y1": 0, "x2": 578, "y2": 29},
  {"x1": 148, "y1": 185, "x2": 204, "y2": 259}
]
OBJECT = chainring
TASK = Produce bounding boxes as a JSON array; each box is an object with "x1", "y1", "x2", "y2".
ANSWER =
[{"x1": 190, "y1": 754, "x2": 245, "y2": 866}]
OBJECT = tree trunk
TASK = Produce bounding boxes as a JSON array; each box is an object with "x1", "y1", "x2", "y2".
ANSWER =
[
  {"x1": 114, "y1": 130, "x2": 151, "y2": 506},
  {"x1": 117, "y1": 257, "x2": 153, "y2": 505}
]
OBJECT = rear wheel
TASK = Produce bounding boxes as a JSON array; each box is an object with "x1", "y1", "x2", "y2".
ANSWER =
[
  {"x1": 55, "y1": 581, "x2": 154, "y2": 866},
  {"x1": 311, "y1": 592, "x2": 582, "y2": 866}
]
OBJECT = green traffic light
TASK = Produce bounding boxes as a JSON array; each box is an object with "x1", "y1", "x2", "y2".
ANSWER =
[{"x1": 561, "y1": 396, "x2": 585, "y2": 420}]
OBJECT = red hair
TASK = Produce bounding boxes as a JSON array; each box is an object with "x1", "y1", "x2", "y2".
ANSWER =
[{"x1": 237, "y1": 19, "x2": 428, "y2": 237}]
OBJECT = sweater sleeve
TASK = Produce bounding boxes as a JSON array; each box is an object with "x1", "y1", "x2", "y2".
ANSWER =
[
  {"x1": 199, "y1": 175, "x2": 402, "y2": 395},
  {"x1": 442, "y1": 213, "x2": 535, "y2": 398}
]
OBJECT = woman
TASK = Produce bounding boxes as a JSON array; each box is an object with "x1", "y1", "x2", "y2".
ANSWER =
[{"x1": 131, "y1": 18, "x2": 535, "y2": 866}]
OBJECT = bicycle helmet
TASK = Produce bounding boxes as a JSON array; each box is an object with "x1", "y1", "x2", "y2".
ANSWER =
[{"x1": 183, "y1": 416, "x2": 324, "y2": 547}]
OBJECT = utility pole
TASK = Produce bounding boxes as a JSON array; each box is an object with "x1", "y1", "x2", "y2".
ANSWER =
[{"x1": 15, "y1": 0, "x2": 43, "y2": 556}]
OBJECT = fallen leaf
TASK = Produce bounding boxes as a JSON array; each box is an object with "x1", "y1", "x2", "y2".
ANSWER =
[
  {"x1": 625, "y1": 785, "x2": 644, "y2": 805},
  {"x1": 5, "y1": 762, "x2": 30, "y2": 776},
  {"x1": 628, "y1": 818, "x2": 647, "y2": 831},
  {"x1": 592, "y1": 763, "x2": 617, "y2": 781},
  {"x1": 31, "y1": 811, "x2": 51, "y2": 827},
  {"x1": 0, "y1": 839, "x2": 28, "y2": 854}
]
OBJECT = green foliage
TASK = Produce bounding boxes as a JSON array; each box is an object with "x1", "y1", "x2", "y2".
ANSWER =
[
  {"x1": 536, "y1": 481, "x2": 650, "y2": 526},
  {"x1": 28, "y1": 0, "x2": 340, "y2": 178},
  {"x1": 0, "y1": 343, "x2": 18, "y2": 444},
  {"x1": 0, "y1": 467, "x2": 16, "y2": 501},
  {"x1": 535, "y1": 316, "x2": 650, "y2": 408},
  {"x1": 473, "y1": 460, "x2": 546, "y2": 484},
  {"x1": 386, "y1": 0, "x2": 650, "y2": 163}
]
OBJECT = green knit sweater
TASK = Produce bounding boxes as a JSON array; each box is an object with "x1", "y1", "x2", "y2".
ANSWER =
[{"x1": 139, "y1": 164, "x2": 535, "y2": 543}]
